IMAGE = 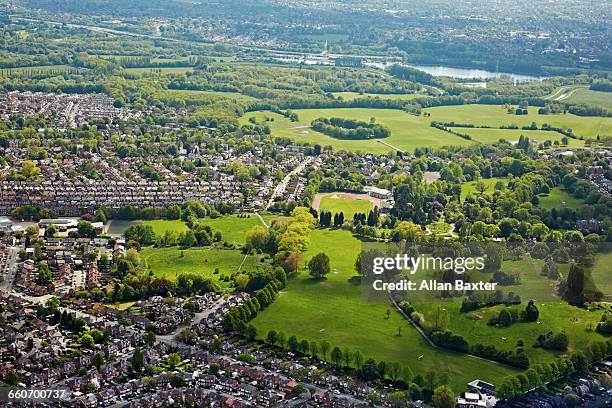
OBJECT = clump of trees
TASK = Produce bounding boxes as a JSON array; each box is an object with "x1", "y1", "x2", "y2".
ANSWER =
[{"x1": 311, "y1": 117, "x2": 391, "y2": 140}]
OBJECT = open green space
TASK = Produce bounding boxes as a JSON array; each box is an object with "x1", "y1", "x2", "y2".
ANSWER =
[
  {"x1": 241, "y1": 108, "x2": 472, "y2": 154},
  {"x1": 426, "y1": 104, "x2": 612, "y2": 139},
  {"x1": 461, "y1": 177, "x2": 507, "y2": 197},
  {"x1": 565, "y1": 89, "x2": 612, "y2": 111},
  {"x1": 165, "y1": 89, "x2": 257, "y2": 101},
  {"x1": 251, "y1": 228, "x2": 518, "y2": 391},
  {"x1": 141, "y1": 246, "x2": 259, "y2": 284},
  {"x1": 318, "y1": 195, "x2": 374, "y2": 218},
  {"x1": 200, "y1": 214, "x2": 279, "y2": 246},
  {"x1": 449, "y1": 127, "x2": 584, "y2": 147},
  {"x1": 537, "y1": 187, "x2": 583, "y2": 210},
  {"x1": 589, "y1": 252, "x2": 612, "y2": 297}
]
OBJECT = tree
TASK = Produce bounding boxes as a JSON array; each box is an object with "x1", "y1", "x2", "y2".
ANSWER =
[
  {"x1": 167, "y1": 352, "x2": 181, "y2": 368},
  {"x1": 308, "y1": 252, "x2": 330, "y2": 279},
  {"x1": 320, "y1": 341, "x2": 330, "y2": 361},
  {"x1": 433, "y1": 385, "x2": 456, "y2": 408},
  {"x1": 92, "y1": 352, "x2": 105, "y2": 371},
  {"x1": 144, "y1": 331, "x2": 156, "y2": 346},
  {"x1": 80, "y1": 333, "x2": 95, "y2": 348},
  {"x1": 342, "y1": 348, "x2": 352, "y2": 368},
  {"x1": 524, "y1": 300, "x2": 539, "y2": 322},
  {"x1": 4, "y1": 370, "x2": 19, "y2": 386},
  {"x1": 354, "y1": 350, "x2": 363, "y2": 369},
  {"x1": 132, "y1": 347, "x2": 144, "y2": 373},
  {"x1": 266, "y1": 330, "x2": 278, "y2": 346},
  {"x1": 331, "y1": 346, "x2": 342, "y2": 367}
]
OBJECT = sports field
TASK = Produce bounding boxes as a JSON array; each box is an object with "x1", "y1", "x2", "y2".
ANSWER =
[
  {"x1": 200, "y1": 214, "x2": 279, "y2": 246},
  {"x1": 313, "y1": 193, "x2": 376, "y2": 218},
  {"x1": 251, "y1": 229, "x2": 518, "y2": 390}
]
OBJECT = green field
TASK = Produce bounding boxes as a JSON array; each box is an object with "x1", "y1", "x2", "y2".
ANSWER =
[
  {"x1": 141, "y1": 246, "x2": 259, "y2": 283},
  {"x1": 165, "y1": 89, "x2": 257, "y2": 102},
  {"x1": 589, "y1": 252, "x2": 612, "y2": 297},
  {"x1": 332, "y1": 92, "x2": 425, "y2": 101},
  {"x1": 565, "y1": 89, "x2": 612, "y2": 111},
  {"x1": 241, "y1": 108, "x2": 472, "y2": 154},
  {"x1": 200, "y1": 214, "x2": 279, "y2": 246},
  {"x1": 427, "y1": 104, "x2": 612, "y2": 139},
  {"x1": 251, "y1": 229, "x2": 517, "y2": 391},
  {"x1": 449, "y1": 128, "x2": 583, "y2": 147},
  {"x1": 241, "y1": 104, "x2": 608, "y2": 154},
  {"x1": 538, "y1": 187, "x2": 583, "y2": 210},
  {"x1": 461, "y1": 177, "x2": 507, "y2": 197},
  {"x1": 141, "y1": 219, "x2": 190, "y2": 235},
  {"x1": 318, "y1": 195, "x2": 374, "y2": 218}
]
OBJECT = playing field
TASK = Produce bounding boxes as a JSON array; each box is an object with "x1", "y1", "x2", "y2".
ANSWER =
[
  {"x1": 314, "y1": 193, "x2": 375, "y2": 218},
  {"x1": 537, "y1": 187, "x2": 583, "y2": 210},
  {"x1": 141, "y1": 246, "x2": 259, "y2": 284},
  {"x1": 125, "y1": 67, "x2": 194, "y2": 74},
  {"x1": 251, "y1": 229, "x2": 518, "y2": 390}
]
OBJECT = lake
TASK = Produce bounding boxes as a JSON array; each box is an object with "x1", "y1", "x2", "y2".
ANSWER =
[{"x1": 406, "y1": 64, "x2": 545, "y2": 82}]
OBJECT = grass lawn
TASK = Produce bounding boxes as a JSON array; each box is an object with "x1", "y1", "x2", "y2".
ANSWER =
[
  {"x1": 426, "y1": 104, "x2": 612, "y2": 139},
  {"x1": 565, "y1": 89, "x2": 612, "y2": 111},
  {"x1": 415, "y1": 300, "x2": 604, "y2": 366},
  {"x1": 332, "y1": 92, "x2": 425, "y2": 101},
  {"x1": 251, "y1": 229, "x2": 517, "y2": 391},
  {"x1": 588, "y1": 252, "x2": 612, "y2": 298},
  {"x1": 141, "y1": 219, "x2": 190, "y2": 236},
  {"x1": 538, "y1": 187, "x2": 583, "y2": 210},
  {"x1": 164, "y1": 89, "x2": 257, "y2": 102},
  {"x1": 241, "y1": 108, "x2": 472, "y2": 154},
  {"x1": 141, "y1": 246, "x2": 260, "y2": 284},
  {"x1": 318, "y1": 196, "x2": 374, "y2": 218},
  {"x1": 450, "y1": 128, "x2": 584, "y2": 147},
  {"x1": 200, "y1": 214, "x2": 279, "y2": 246},
  {"x1": 461, "y1": 177, "x2": 507, "y2": 197},
  {"x1": 104, "y1": 301, "x2": 135, "y2": 310}
]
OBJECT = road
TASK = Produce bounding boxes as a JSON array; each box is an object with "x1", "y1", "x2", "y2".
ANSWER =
[
  {"x1": 1, "y1": 247, "x2": 20, "y2": 291},
  {"x1": 265, "y1": 157, "x2": 313, "y2": 210}
]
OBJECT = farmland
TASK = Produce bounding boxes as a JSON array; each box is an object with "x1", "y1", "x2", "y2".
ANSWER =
[{"x1": 565, "y1": 89, "x2": 612, "y2": 111}]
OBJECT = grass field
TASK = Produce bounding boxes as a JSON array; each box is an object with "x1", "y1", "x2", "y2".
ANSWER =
[
  {"x1": 141, "y1": 219, "x2": 190, "y2": 236},
  {"x1": 318, "y1": 195, "x2": 374, "y2": 218},
  {"x1": 449, "y1": 128, "x2": 584, "y2": 147},
  {"x1": 141, "y1": 246, "x2": 259, "y2": 284},
  {"x1": 461, "y1": 177, "x2": 507, "y2": 197},
  {"x1": 241, "y1": 108, "x2": 471, "y2": 154},
  {"x1": 251, "y1": 229, "x2": 518, "y2": 391},
  {"x1": 427, "y1": 104, "x2": 612, "y2": 139},
  {"x1": 589, "y1": 252, "x2": 612, "y2": 297},
  {"x1": 565, "y1": 89, "x2": 612, "y2": 111},
  {"x1": 538, "y1": 187, "x2": 583, "y2": 210},
  {"x1": 200, "y1": 214, "x2": 279, "y2": 246},
  {"x1": 241, "y1": 104, "x2": 607, "y2": 154},
  {"x1": 332, "y1": 92, "x2": 425, "y2": 101}
]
